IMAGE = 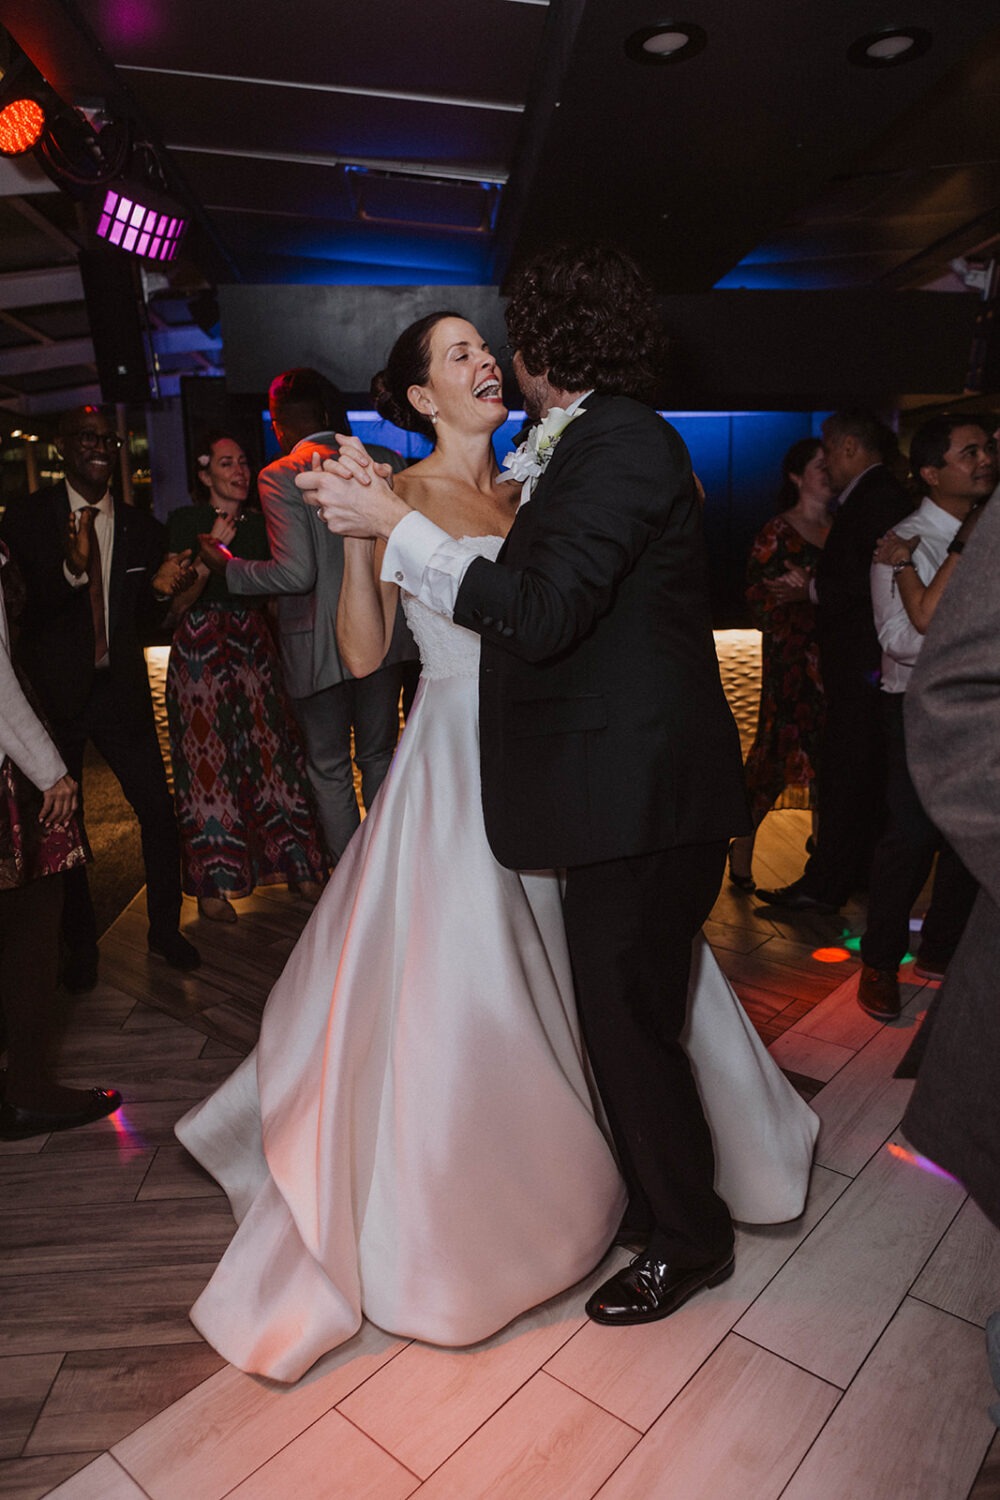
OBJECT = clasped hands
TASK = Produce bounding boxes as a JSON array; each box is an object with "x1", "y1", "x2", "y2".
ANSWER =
[
  {"x1": 294, "y1": 435, "x2": 410, "y2": 539},
  {"x1": 872, "y1": 531, "x2": 919, "y2": 568},
  {"x1": 764, "y1": 565, "x2": 811, "y2": 604}
]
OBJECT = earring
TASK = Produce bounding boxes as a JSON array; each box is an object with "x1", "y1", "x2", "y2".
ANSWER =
[{"x1": 429, "y1": 409, "x2": 439, "y2": 425}]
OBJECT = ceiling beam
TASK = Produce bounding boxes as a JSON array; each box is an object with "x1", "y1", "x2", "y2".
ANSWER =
[
  {"x1": 8, "y1": 196, "x2": 81, "y2": 259},
  {"x1": 0, "y1": 337, "x2": 95, "y2": 377},
  {"x1": 0, "y1": 266, "x2": 84, "y2": 311}
]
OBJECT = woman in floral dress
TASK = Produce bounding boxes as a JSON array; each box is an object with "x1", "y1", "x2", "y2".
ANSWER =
[
  {"x1": 728, "y1": 437, "x2": 832, "y2": 891},
  {"x1": 165, "y1": 432, "x2": 324, "y2": 923}
]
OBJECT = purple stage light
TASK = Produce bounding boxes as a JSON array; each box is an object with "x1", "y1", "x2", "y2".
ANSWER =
[{"x1": 88, "y1": 179, "x2": 189, "y2": 262}]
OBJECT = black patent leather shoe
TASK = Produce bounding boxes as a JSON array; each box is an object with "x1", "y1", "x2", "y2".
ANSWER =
[
  {"x1": 586, "y1": 1249, "x2": 735, "y2": 1326},
  {"x1": 0, "y1": 1089, "x2": 122, "y2": 1141},
  {"x1": 147, "y1": 932, "x2": 201, "y2": 971}
]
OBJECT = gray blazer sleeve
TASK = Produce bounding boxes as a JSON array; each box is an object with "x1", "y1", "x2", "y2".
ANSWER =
[
  {"x1": 904, "y1": 498, "x2": 1000, "y2": 905},
  {"x1": 226, "y1": 462, "x2": 318, "y2": 598}
]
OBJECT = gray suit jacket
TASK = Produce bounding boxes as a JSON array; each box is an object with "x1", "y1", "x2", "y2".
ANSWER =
[
  {"x1": 902, "y1": 496, "x2": 1000, "y2": 1228},
  {"x1": 226, "y1": 432, "x2": 414, "y2": 699}
]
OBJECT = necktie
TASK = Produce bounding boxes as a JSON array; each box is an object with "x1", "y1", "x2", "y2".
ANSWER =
[{"x1": 85, "y1": 505, "x2": 109, "y2": 667}]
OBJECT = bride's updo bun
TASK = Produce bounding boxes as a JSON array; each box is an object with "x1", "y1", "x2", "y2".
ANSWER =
[{"x1": 370, "y1": 309, "x2": 464, "y2": 442}]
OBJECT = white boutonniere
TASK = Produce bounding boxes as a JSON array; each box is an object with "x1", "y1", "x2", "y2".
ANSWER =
[{"x1": 500, "y1": 404, "x2": 586, "y2": 484}]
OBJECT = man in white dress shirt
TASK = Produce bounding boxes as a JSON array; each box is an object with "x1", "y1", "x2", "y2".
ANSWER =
[{"x1": 856, "y1": 414, "x2": 996, "y2": 1019}]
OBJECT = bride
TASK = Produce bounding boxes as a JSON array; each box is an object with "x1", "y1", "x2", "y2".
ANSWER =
[{"x1": 176, "y1": 311, "x2": 818, "y2": 1383}]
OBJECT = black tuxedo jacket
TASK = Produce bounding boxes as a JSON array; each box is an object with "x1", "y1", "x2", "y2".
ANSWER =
[
  {"x1": 453, "y1": 393, "x2": 749, "y2": 870},
  {"x1": 814, "y1": 464, "x2": 911, "y2": 699},
  {"x1": 0, "y1": 481, "x2": 169, "y2": 727}
]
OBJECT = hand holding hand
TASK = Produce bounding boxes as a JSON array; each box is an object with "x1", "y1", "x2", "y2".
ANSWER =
[
  {"x1": 39, "y1": 773, "x2": 78, "y2": 828},
  {"x1": 153, "y1": 550, "x2": 199, "y2": 597},
  {"x1": 873, "y1": 530, "x2": 918, "y2": 567},
  {"x1": 296, "y1": 440, "x2": 409, "y2": 540}
]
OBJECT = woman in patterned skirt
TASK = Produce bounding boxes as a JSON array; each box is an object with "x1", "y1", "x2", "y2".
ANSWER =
[
  {"x1": 728, "y1": 437, "x2": 832, "y2": 891},
  {"x1": 165, "y1": 432, "x2": 324, "y2": 923}
]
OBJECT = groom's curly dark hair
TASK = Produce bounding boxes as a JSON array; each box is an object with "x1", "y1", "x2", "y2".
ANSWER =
[{"x1": 504, "y1": 242, "x2": 664, "y2": 399}]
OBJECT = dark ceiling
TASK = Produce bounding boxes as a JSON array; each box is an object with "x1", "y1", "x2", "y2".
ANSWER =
[{"x1": 0, "y1": 0, "x2": 998, "y2": 418}]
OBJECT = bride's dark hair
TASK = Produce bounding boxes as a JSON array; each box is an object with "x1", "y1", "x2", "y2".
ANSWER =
[{"x1": 370, "y1": 310, "x2": 465, "y2": 441}]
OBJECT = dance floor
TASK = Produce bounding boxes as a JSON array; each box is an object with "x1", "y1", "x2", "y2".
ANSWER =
[{"x1": 2, "y1": 809, "x2": 998, "y2": 1499}]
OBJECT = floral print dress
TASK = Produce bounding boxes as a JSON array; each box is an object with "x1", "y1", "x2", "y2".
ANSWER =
[{"x1": 743, "y1": 514, "x2": 826, "y2": 823}]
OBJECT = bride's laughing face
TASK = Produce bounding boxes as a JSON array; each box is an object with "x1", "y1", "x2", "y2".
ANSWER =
[{"x1": 409, "y1": 317, "x2": 507, "y2": 438}]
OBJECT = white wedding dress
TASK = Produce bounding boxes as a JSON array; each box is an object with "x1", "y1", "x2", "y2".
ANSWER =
[{"x1": 176, "y1": 537, "x2": 818, "y2": 1383}]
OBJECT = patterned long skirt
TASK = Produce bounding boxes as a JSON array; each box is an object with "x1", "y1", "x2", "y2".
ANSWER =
[{"x1": 166, "y1": 604, "x2": 325, "y2": 899}]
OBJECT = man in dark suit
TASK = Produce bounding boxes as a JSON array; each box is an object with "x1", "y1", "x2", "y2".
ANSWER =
[
  {"x1": 299, "y1": 245, "x2": 751, "y2": 1326},
  {"x1": 758, "y1": 409, "x2": 911, "y2": 912},
  {"x1": 0, "y1": 406, "x2": 199, "y2": 990}
]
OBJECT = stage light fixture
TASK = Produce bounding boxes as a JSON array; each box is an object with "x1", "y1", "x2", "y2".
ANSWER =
[
  {"x1": 89, "y1": 178, "x2": 189, "y2": 262},
  {"x1": 0, "y1": 94, "x2": 47, "y2": 156}
]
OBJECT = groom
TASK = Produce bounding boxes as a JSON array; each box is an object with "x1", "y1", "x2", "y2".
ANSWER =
[{"x1": 298, "y1": 243, "x2": 750, "y2": 1324}]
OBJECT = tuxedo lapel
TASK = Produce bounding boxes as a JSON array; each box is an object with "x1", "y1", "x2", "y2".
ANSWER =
[{"x1": 108, "y1": 501, "x2": 128, "y2": 635}]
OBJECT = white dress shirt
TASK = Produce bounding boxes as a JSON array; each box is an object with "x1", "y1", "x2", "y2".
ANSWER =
[
  {"x1": 64, "y1": 482, "x2": 114, "y2": 622},
  {"x1": 870, "y1": 496, "x2": 961, "y2": 694}
]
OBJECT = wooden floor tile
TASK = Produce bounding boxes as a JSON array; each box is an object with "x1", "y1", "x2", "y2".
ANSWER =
[
  {"x1": 543, "y1": 1166, "x2": 847, "y2": 1431},
  {"x1": 412, "y1": 1371, "x2": 637, "y2": 1500},
  {"x1": 595, "y1": 1333, "x2": 840, "y2": 1500},
  {"x1": 766, "y1": 1029, "x2": 855, "y2": 1084},
  {"x1": 338, "y1": 1256, "x2": 620, "y2": 1479},
  {"x1": 25, "y1": 1345, "x2": 226, "y2": 1458},
  {"x1": 810, "y1": 1001, "x2": 923, "y2": 1176},
  {"x1": 41, "y1": 1452, "x2": 148, "y2": 1499},
  {"x1": 911, "y1": 1198, "x2": 1000, "y2": 1328},
  {"x1": 112, "y1": 1323, "x2": 404, "y2": 1500},
  {"x1": 135, "y1": 1146, "x2": 225, "y2": 1201},
  {"x1": 0, "y1": 1265, "x2": 217, "y2": 1359},
  {"x1": 735, "y1": 1133, "x2": 965, "y2": 1387},
  {"x1": 781, "y1": 1299, "x2": 995, "y2": 1500},
  {"x1": 0, "y1": 1355, "x2": 62, "y2": 1459},
  {"x1": 0, "y1": 1148, "x2": 153, "y2": 1211},
  {"x1": 224, "y1": 1408, "x2": 418, "y2": 1500},
  {"x1": 1, "y1": 1200, "x2": 233, "y2": 1278},
  {"x1": 0, "y1": 1452, "x2": 101, "y2": 1500}
]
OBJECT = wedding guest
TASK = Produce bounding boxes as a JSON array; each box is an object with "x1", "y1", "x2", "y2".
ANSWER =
[
  {"x1": 0, "y1": 540, "x2": 121, "y2": 1140},
  {"x1": 728, "y1": 438, "x2": 831, "y2": 892},
  {"x1": 164, "y1": 432, "x2": 325, "y2": 922},
  {"x1": 0, "y1": 406, "x2": 199, "y2": 991}
]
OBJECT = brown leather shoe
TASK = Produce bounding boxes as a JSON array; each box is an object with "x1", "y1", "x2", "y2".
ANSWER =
[{"x1": 857, "y1": 964, "x2": 901, "y2": 1021}]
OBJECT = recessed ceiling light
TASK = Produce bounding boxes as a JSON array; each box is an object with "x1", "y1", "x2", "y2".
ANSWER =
[
  {"x1": 625, "y1": 22, "x2": 708, "y2": 66},
  {"x1": 847, "y1": 27, "x2": 931, "y2": 68}
]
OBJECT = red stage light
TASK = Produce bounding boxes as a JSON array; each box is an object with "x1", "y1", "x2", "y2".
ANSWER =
[
  {"x1": 0, "y1": 97, "x2": 46, "y2": 156},
  {"x1": 812, "y1": 946, "x2": 851, "y2": 964}
]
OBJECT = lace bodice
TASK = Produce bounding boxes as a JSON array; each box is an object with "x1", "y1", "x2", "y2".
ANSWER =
[{"x1": 401, "y1": 535, "x2": 504, "y2": 680}]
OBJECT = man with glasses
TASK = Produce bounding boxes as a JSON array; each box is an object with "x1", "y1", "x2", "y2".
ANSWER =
[{"x1": 0, "y1": 406, "x2": 199, "y2": 992}]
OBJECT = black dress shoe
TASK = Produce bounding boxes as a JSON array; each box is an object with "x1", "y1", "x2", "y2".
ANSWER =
[
  {"x1": 586, "y1": 1249, "x2": 735, "y2": 1326},
  {"x1": 147, "y1": 932, "x2": 201, "y2": 971},
  {"x1": 63, "y1": 948, "x2": 99, "y2": 994},
  {"x1": 0, "y1": 1089, "x2": 122, "y2": 1141},
  {"x1": 755, "y1": 881, "x2": 838, "y2": 914},
  {"x1": 727, "y1": 845, "x2": 756, "y2": 894},
  {"x1": 856, "y1": 964, "x2": 901, "y2": 1021}
]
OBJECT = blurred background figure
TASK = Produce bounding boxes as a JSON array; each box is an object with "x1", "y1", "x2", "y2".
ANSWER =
[
  {"x1": 728, "y1": 437, "x2": 831, "y2": 892},
  {"x1": 201, "y1": 369, "x2": 417, "y2": 866},
  {"x1": 0, "y1": 540, "x2": 121, "y2": 1139},
  {"x1": 164, "y1": 430, "x2": 324, "y2": 924}
]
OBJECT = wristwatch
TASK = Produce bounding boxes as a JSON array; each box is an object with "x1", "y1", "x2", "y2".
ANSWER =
[
  {"x1": 891, "y1": 559, "x2": 915, "y2": 575},
  {"x1": 947, "y1": 536, "x2": 965, "y2": 556}
]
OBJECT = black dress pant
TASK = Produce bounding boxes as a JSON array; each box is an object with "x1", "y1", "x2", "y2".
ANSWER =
[
  {"x1": 861, "y1": 692, "x2": 977, "y2": 972},
  {"x1": 563, "y1": 839, "x2": 733, "y2": 1266},
  {"x1": 56, "y1": 675, "x2": 182, "y2": 955},
  {"x1": 801, "y1": 681, "x2": 887, "y2": 905}
]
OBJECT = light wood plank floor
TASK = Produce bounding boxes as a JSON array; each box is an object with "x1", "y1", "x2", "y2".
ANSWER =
[{"x1": 2, "y1": 810, "x2": 998, "y2": 1500}]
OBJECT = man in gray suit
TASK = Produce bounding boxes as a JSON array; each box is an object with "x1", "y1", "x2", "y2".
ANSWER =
[
  {"x1": 902, "y1": 484, "x2": 998, "y2": 1226},
  {"x1": 202, "y1": 369, "x2": 416, "y2": 861}
]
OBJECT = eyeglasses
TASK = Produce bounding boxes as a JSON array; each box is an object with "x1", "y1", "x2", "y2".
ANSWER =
[{"x1": 68, "y1": 430, "x2": 123, "y2": 451}]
